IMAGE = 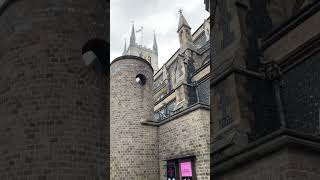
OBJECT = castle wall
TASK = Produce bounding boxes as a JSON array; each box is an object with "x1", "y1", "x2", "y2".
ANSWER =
[
  {"x1": 0, "y1": 0, "x2": 108, "y2": 179},
  {"x1": 110, "y1": 56, "x2": 159, "y2": 179},
  {"x1": 158, "y1": 108, "x2": 210, "y2": 180}
]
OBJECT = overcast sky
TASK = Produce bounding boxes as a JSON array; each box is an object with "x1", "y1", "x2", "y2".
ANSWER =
[{"x1": 110, "y1": 0, "x2": 209, "y2": 67}]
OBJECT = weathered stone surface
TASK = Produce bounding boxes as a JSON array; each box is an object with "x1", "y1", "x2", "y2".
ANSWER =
[
  {"x1": 0, "y1": 1, "x2": 109, "y2": 179},
  {"x1": 210, "y1": 0, "x2": 320, "y2": 179}
]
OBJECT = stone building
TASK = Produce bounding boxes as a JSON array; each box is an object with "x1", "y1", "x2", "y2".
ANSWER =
[
  {"x1": 208, "y1": 0, "x2": 320, "y2": 179},
  {"x1": 123, "y1": 24, "x2": 159, "y2": 72},
  {"x1": 111, "y1": 11, "x2": 210, "y2": 180},
  {"x1": 0, "y1": 0, "x2": 109, "y2": 179}
]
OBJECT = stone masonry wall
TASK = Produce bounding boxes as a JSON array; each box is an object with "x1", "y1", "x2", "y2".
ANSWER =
[
  {"x1": 159, "y1": 108, "x2": 210, "y2": 180},
  {"x1": 0, "y1": 1, "x2": 108, "y2": 179},
  {"x1": 110, "y1": 56, "x2": 159, "y2": 179}
]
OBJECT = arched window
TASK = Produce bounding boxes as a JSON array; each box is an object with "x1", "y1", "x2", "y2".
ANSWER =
[{"x1": 82, "y1": 38, "x2": 109, "y2": 73}]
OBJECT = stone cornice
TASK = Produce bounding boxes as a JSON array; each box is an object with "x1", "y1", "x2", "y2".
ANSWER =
[
  {"x1": 261, "y1": 1, "x2": 320, "y2": 50},
  {"x1": 210, "y1": 65, "x2": 264, "y2": 87},
  {"x1": 211, "y1": 128, "x2": 320, "y2": 176}
]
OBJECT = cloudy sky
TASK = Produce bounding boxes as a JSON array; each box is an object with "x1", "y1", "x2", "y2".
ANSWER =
[{"x1": 110, "y1": 0, "x2": 209, "y2": 67}]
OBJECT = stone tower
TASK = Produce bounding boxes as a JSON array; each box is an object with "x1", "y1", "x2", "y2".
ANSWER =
[
  {"x1": 0, "y1": 1, "x2": 109, "y2": 179},
  {"x1": 177, "y1": 10, "x2": 197, "y2": 53},
  {"x1": 123, "y1": 24, "x2": 159, "y2": 72},
  {"x1": 173, "y1": 11, "x2": 198, "y2": 111},
  {"x1": 110, "y1": 55, "x2": 159, "y2": 179}
]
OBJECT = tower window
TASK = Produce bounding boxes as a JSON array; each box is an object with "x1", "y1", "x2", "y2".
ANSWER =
[
  {"x1": 136, "y1": 74, "x2": 146, "y2": 85},
  {"x1": 82, "y1": 38, "x2": 109, "y2": 73},
  {"x1": 148, "y1": 56, "x2": 151, "y2": 63}
]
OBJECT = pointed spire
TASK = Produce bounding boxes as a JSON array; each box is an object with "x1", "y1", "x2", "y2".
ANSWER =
[
  {"x1": 153, "y1": 30, "x2": 158, "y2": 54},
  {"x1": 130, "y1": 22, "x2": 136, "y2": 46},
  {"x1": 122, "y1": 39, "x2": 127, "y2": 55},
  {"x1": 177, "y1": 9, "x2": 191, "y2": 32}
]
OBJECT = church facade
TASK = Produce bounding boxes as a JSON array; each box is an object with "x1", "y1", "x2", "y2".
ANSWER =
[{"x1": 111, "y1": 11, "x2": 210, "y2": 180}]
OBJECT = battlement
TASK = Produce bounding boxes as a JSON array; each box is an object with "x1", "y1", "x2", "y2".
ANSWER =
[
  {"x1": 135, "y1": 44, "x2": 156, "y2": 53},
  {"x1": 123, "y1": 24, "x2": 159, "y2": 72}
]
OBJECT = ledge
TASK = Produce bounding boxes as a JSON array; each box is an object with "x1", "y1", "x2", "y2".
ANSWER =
[
  {"x1": 211, "y1": 128, "x2": 320, "y2": 176},
  {"x1": 278, "y1": 33, "x2": 320, "y2": 74},
  {"x1": 154, "y1": 82, "x2": 193, "y2": 106},
  {"x1": 154, "y1": 88, "x2": 175, "y2": 106},
  {"x1": 110, "y1": 55, "x2": 153, "y2": 72},
  {"x1": 141, "y1": 103, "x2": 209, "y2": 126},
  {"x1": 261, "y1": 1, "x2": 320, "y2": 50},
  {"x1": 191, "y1": 61, "x2": 210, "y2": 78},
  {"x1": 210, "y1": 66, "x2": 264, "y2": 87},
  {"x1": 161, "y1": 155, "x2": 196, "y2": 162}
]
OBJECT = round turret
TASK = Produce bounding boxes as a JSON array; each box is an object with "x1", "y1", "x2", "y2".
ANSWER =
[{"x1": 110, "y1": 55, "x2": 159, "y2": 179}]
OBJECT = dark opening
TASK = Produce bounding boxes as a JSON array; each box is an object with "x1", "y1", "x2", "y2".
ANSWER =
[
  {"x1": 136, "y1": 74, "x2": 146, "y2": 85},
  {"x1": 82, "y1": 38, "x2": 109, "y2": 73}
]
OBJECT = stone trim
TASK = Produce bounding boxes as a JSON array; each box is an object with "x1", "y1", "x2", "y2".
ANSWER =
[
  {"x1": 141, "y1": 103, "x2": 209, "y2": 126},
  {"x1": 261, "y1": 1, "x2": 320, "y2": 50},
  {"x1": 153, "y1": 81, "x2": 167, "y2": 94},
  {"x1": 154, "y1": 82, "x2": 194, "y2": 106},
  {"x1": 192, "y1": 61, "x2": 210, "y2": 78},
  {"x1": 161, "y1": 155, "x2": 196, "y2": 162},
  {"x1": 193, "y1": 71, "x2": 210, "y2": 85},
  {"x1": 111, "y1": 55, "x2": 153, "y2": 72},
  {"x1": 279, "y1": 34, "x2": 320, "y2": 74},
  {"x1": 154, "y1": 88, "x2": 175, "y2": 106},
  {"x1": 211, "y1": 128, "x2": 320, "y2": 175},
  {"x1": 210, "y1": 66, "x2": 264, "y2": 87}
]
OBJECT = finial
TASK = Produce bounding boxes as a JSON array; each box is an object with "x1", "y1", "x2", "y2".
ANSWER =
[{"x1": 179, "y1": 9, "x2": 183, "y2": 15}]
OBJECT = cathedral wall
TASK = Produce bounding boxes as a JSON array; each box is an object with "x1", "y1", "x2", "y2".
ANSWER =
[
  {"x1": 158, "y1": 108, "x2": 210, "y2": 180},
  {"x1": 0, "y1": 0, "x2": 108, "y2": 179}
]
